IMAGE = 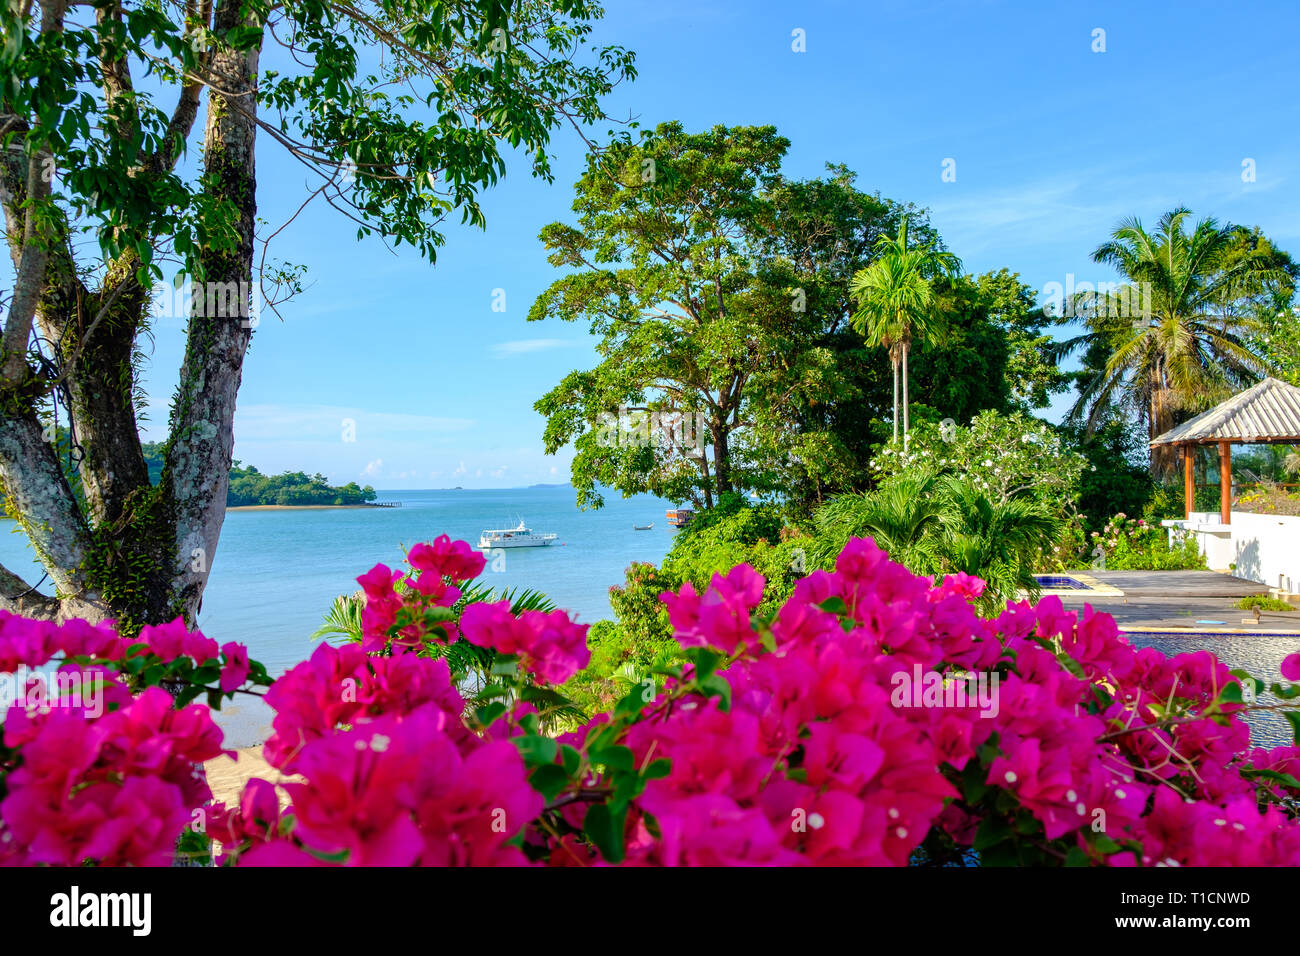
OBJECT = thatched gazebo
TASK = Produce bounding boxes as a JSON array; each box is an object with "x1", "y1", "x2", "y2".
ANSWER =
[{"x1": 1150, "y1": 377, "x2": 1300, "y2": 525}]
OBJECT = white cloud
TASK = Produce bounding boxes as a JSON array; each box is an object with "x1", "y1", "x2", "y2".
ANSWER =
[
  {"x1": 453, "y1": 461, "x2": 467, "y2": 476},
  {"x1": 362, "y1": 458, "x2": 383, "y2": 477},
  {"x1": 234, "y1": 404, "x2": 474, "y2": 442},
  {"x1": 489, "y1": 338, "x2": 581, "y2": 357}
]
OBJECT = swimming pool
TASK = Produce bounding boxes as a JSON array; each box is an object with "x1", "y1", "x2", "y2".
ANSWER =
[
  {"x1": 1033, "y1": 574, "x2": 1092, "y2": 590},
  {"x1": 1122, "y1": 630, "x2": 1300, "y2": 747}
]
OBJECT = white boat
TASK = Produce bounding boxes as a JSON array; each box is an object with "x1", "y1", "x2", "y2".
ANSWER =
[{"x1": 478, "y1": 519, "x2": 558, "y2": 549}]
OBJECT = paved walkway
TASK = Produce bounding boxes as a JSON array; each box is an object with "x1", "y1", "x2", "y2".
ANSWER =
[
  {"x1": 1086, "y1": 570, "x2": 1267, "y2": 598},
  {"x1": 1046, "y1": 570, "x2": 1300, "y2": 633}
]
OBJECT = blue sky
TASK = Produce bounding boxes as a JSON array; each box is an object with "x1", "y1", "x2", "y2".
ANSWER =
[{"x1": 133, "y1": 0, "x2": 1300, "y2": 489}]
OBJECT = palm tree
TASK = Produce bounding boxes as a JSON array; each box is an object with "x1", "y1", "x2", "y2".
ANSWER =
[
  {"x1": 935, "y1": 477, "x2": 1060, "y2": 612},
  {"x1": 1054, "y1": 208, "x2": 1285, "y2": 475},
  {"x1": 849, "y1": 217, "x2": 963, "y2": 443},
  {"x1": 810, "y1": 474, "x2": 1061, "y2": 613},
  {"x1": 809, "y1": 474, "x2": 947, "y2": 571}
]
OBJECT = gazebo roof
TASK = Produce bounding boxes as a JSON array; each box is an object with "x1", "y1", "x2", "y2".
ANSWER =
[{"x1": 1150, "y1": 377, "x2": 1300, "y2": 446}]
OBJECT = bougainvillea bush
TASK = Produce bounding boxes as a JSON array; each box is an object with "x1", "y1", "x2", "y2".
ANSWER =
[{"x1": 4, "y1": 533, "x2": 1300, "y2": 866}]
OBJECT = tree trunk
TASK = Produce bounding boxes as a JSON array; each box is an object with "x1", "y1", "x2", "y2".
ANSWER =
[
  {"x1": 902, "y1": 343, "x2": 911, "y2": 449},
  {"x1": 162, "y1": 0, "x2": 261, "y2": 622},
  {"x1": 711, "y1": 416, "x2": 731, "y2": 499},
  {"x1": 891, "y1": 349, "x2": 899, "y2": 443}
]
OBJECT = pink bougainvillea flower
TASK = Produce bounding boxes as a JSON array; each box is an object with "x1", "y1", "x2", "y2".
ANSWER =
[
  {"x1": 220, "y1": 642, "x2": 252, "y2": 693},
  {"x1": 1281, "y1": 653, "x2": 1300, "y2": 682},
  {"x1": 5, "y1": 532, "x2": 1300, "y2": 869},
  {"x1": 137, "y1": 616, "x2": 189, "y2": 662},
  {"x1": 407, "y1": 534, "x2": 487, "y2": 582},
  {"x1": 459, "y1": 601, "x2": 590, "y2": 685}
]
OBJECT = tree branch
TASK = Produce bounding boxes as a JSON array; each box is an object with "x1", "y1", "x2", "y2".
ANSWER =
[{"x1": 0, "y1": 559, "x2": 59, "y2": 619}]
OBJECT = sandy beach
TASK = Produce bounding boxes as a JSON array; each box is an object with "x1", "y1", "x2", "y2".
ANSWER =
[
  {"x1": 205, "y1": 746, "x2": 301, "y2": 807},
  {"x1": 226, "y1": 504, "x2": 383, "y2": 512}
]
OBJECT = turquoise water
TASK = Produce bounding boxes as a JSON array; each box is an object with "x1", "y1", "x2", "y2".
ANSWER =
[{"x1": 0, "y1": 486, "x2": 676, "y2": 677}]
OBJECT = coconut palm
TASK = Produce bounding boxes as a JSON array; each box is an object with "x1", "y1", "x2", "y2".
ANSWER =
[
  {"x1": 849, "y1": 217, "x2": 963, "y2": 443},
  {"x1": 1054, "y1": 208, "x2": 1287, "y2": 475}
]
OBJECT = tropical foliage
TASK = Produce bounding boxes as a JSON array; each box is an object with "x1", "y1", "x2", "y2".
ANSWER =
[
  {"x1": 1086, "y1": 514, "x2": 1205, "y2": 572},
  {"x1": 868, "y1": 410, "x2": 1088, "y2": 510},
  {"x1": 1055, "y1": 209, "x2": 1293, "y2": 475},
  {"x1": 810, "y1": 476, "x2": 1060, "y2": 612},
  {"x1": 532, "y1": 124, "x2": 1064, "y2": 514},
  {"x1": 850, "y1": 217, "x2": 963, "y2": 442}
]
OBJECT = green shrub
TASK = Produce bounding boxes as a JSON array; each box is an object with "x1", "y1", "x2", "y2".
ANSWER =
[
  {"x1": 1091, "y1": 514, "x2": 1206, "y2": 571},
  {"x1": 1235, "y1": 595, "x2": 1295, "y2": 612}
]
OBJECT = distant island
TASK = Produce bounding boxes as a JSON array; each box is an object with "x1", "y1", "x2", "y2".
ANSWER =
[{"x1": 143, "y1": 443, "x2": 379, "y2": 507}]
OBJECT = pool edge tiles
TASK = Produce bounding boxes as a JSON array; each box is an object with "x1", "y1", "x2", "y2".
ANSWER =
[
  {"x1": 1030, "y1": 571, "x2": 1123, "y2": 598},
  {"x1": 1120, "y1": 628, "x2": 1300, "y2": 637}
]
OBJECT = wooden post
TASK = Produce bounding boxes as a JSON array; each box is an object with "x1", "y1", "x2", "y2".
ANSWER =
[
  {"x1": 1218, "y1": 441, "x2": 1232, "y2": 525},
  {"x1": 1183, "y1": 445, "x2": 1194, "y2": 519}
]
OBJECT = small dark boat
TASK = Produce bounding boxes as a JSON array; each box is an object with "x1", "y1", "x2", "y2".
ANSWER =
[{"x1": 634, "y1": 523, "x2": 654, "y2": 530}]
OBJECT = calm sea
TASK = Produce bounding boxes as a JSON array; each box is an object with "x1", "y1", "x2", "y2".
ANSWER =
[{"x1": 0, "y1": 487, "x2": 676, "y2": 742}]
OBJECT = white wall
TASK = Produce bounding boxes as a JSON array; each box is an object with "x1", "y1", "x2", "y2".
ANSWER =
[{"x1": 1174, "y1": 512, "x2": 1300, "y2": 592}]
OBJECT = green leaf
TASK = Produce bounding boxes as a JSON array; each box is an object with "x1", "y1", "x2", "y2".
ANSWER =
[
  {"x1": 584, "y1": 804, "x2": 627, "y2": 864},
  {"x1": 696, "y1": 673, "x2": 732, "y2": 710},
  {"x1": 560, "y1": 744, "x2": 582, "y2": 777},
  {"x1": 1218, "y1": 682, "x2": 1247, "y2": 704},
  {"x1": 684, "y1": 646, "x2": 722, "y2": 679},
  {"x1": 474, "y1": 702, "x2": 507, "y2": 727},
  {"x1": 511, "y1": 734, "x2": 558, "y2": 767},
  {"x1": 529, "y1": 764, "x2": 571, "y2": 803},
  {"x1": 1092, "y1": 834, "x2": 1122, "y2": 855},
  {"x1": 1286, "y1": 710, "x2": 1300, "y2": 745},
  {"x1": 489, "y1": 655, "x2": 519, "y2": 677},
  {"x1": 817, "y1": 596, "x2": 848, "y2": 616},
  {"x1": 1242, "y1": 767, "x2": 1300, "y2": 790},
  {"x1": 590, "y1": 745, "x2": 634, "y2": 773},
  {"x1": 613, "y1": 682, "x2": 652, "y2": 719},
  {"x1": 973, "y1": 815, "x2": 1011, "y2": 851},
  {"x1": 1269, "y1": 682, "x2": 1300, "y2": 700}
]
